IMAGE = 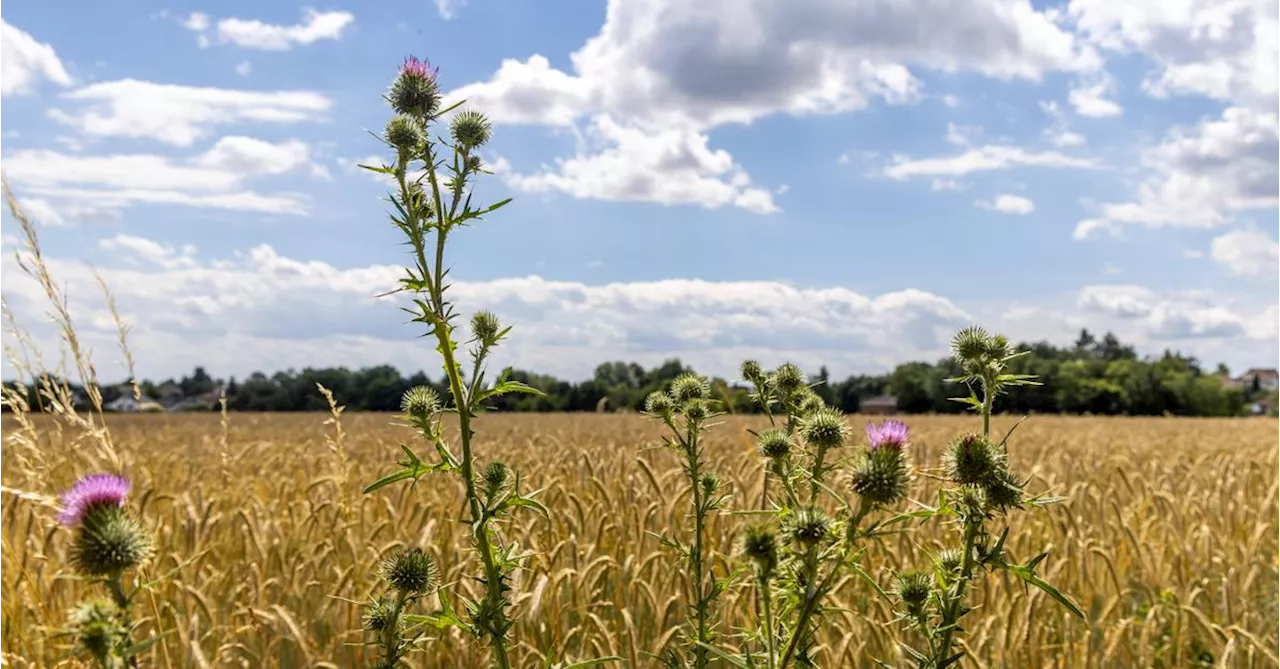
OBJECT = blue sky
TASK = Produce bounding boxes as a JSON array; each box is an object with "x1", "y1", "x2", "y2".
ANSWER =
[{"x1": 1, "y1": 0, "x2": 1276, "y2": 383}]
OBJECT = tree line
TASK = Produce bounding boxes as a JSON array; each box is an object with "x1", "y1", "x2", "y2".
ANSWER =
[{"x1": 3, "y1": 330, "x2": 1275, "y2": 417}]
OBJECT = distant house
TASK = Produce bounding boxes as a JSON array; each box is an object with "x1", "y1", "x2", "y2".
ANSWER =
[
  {"x1": 861, "y1": 395, "x2": 898, "y2": 415},
  {"x1": 104, "y1": 395, "x2": 165, "y2": 413},
  {"x1": 1238, "y1": 368, "x2": 1279, "y2": 392}
]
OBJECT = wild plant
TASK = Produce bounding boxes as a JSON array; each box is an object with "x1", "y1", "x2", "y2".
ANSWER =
[
  {"x1": 729, "y1": 362, "x2": 913, "y2": 668},
  {"x1": 55, "y1": 473, "x2": 153, "y2": 668},
  {"x1": 642, "y1": 373, "x2": 733, "y2": 667},
  {"x1": 888, "y1": 325, "x2": 1084, "y2": 667},
  {"x1": 357, "y1": 55, "x2": 606, "y2": 668}
]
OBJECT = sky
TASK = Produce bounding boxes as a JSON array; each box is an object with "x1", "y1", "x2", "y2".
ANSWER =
[{"x1": 0, "y1": 0, "x2": 1277, "y2": 384}]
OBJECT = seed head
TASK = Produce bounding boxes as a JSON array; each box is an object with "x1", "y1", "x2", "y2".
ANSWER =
[
  {"x1": 470, "y1": 310, "x2": 501, "y2": 343},
  {"x1": 740, "y1": 360, "x2": 764, "y2": 386},
  {"x1": 850, "y1": 447, "x2": 910, "y2": 507},
  {"x1": 668, "y1": 373, "x2": 711, "y2": 403},
  {"x1": 450, "y1": 109, "x2": 493, "y2": 149},
  {"x1": 390, "y1": 56, "x2": 441, "y2": 118},
  {"x1": 799, "y1": 407, "x2": 847, "y2": 450},
  {"x1": 380, "y1": 547, "x2": 436, "y2": 595},
  {"x1": 935, "y1": 547, "x2": 964, "y2": 575},
  {"x1": 943, "y1": 433, "x2": 1004, "y2": 486},
  {"x1": 644, "y1": 391, "x2": 673, "y2": 417},
  {"x1": 385, "y1": 114, "x2": 425, "y2": 153},
  {"x1": 783, "y1": 507, "x2": 835, "y2": 549},
  {"x1": 363, "y1": 596, "x2": 400, "y2": 632},
  {"x1": 757, "y1": 428, "x2": 792, "y2": 460},
  {"x1": 401, "y1": 386, "x2": 440, "y2": 419},
  {"x1": 769, "y1": 363, "x2": 805, "y2": 395},
  {"x1": 865, "y1": 419, "x2": 909, "y2": 451},
  {"x1": 58, "y1": 473, "x2": 131, "y2": 527},
  {"x1": 741, "y1": 525, "x2": 779, "y2": 578},
  {"x1": 69, "y1": 505, "x2": 151, "y2": 576},
  {"x1": 894, "y1": 571, "x2": 933, "y2": 611},
  {"x1": 68, "y1": 599, "x2": 122, "y2": 661}
]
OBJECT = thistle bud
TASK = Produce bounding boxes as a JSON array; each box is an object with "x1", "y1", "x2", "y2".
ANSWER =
[
  {"x1": 795, "y1": 391, "x2": 826, "y2": 417},
  {"x1": 943, "y1": 434, "x2": 1004, "y2": 486},
  {"x1": 69, "y1": 505, "x2": 151, "y2": 577},
  {"x1": 757, "y1": 428, "x2": 792, "y2": 460},
  {"x1": 683, "y1": 398, "x2": 711, "y2": 422},
  {"x1": 985, "y1": 333, "x2": 1011, "y2": 360},
  {"x1": 380, "y1": 547, "x2": 436, "y2": 595},
  {"x1": 741, "y1": 525, "x2": 779, "y2": 578},
  {"x1": 954, "y1": 485, "x2": 989, "y2": 520},
  {"x1": 783, "y1": 508, "x2": 834, "y2": 549},
  {"x1": 740, "y1": 360, "x2": 764, "y2": 386},
  {"x1": 850, "y1": 447, "x2": 910, "y2": 507},
  {"x1": 951, "y1": 325, "x2": 991, "y2": 363},
  {"x1": 982, "y1": 468, "x2": 1025, "y2": 512},
  {"x1": 894, "y1": 571, "x2": 933, "y2": 616},
  {"x1": 385, "y1": 115, "x2": 425, "y2": 153},
  {"x1": 483, "y1": 461, "x2": 510, "y2": 496},
  {"x1": 799, "y1": 407, "x2": 847, "y2": 450},
  {"x1": 465, "y1": 155, "x2": 484, "y2": 173},
  {"x1": 644, "y1": 391, "x2": 673, "y2": 417},
  {"x1": 470, "y1": 310, "x2": 501, "y2": 344},
  {"x1": 668, "y1": 373, "x2": 711, "y2": 403},
  {"x1": 389, "y1": 55, "x2": 441, "y2": 118},
  {"x1": 450, "y1": 109, "x2": 493, "y2": 149},
  {"x1": 363, "y1": 596, "x2": 400, "y2": 632},
  {"x1": 935, "y1": 547, "x2": 964, "y2": 575},
  {"x1": 700, "y1": 473, "x2": 719, "y2": 496},
  {"x1": 769, "y1": 363, "x2": 805, "y2": 396},
  {"x1": 68, "y1": 599, "x2": 122, "y2": 662},
  {"x1": 401, "y1": 386, "x2": 440, "y2": 419}
]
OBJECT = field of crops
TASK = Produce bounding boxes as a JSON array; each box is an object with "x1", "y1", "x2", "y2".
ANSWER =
[{"x1": 2, "y1": 411, "x2": 1277, "y2": 667}]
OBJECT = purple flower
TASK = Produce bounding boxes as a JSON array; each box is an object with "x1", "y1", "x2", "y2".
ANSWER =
[
  {"x1": 57, "y1": 474, "x2": 131, "y2": 527},
  {"x1": 400, "y1": 55, "x2": 438, "y2": 81},
  {"x1": 866, "y1": 420, "x2": 909, "y2": 451}
]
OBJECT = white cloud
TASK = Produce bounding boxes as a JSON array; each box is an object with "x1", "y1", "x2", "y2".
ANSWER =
[
  {"x1": 941, "y1": 94, "x2": 961, "y2": 107},
  {"x1": 1068, "y1": 75, "x2": 1123, "y2": 117},
  {"x1": 48, "y1": 79, "x2": 331, "y2": 146},
  {"x1": 1, "y1": 19, "x2": 73, "y2": 96},
  {"x1": 930, "y1": 178, "x2": 966, "y2": 191},
  {"x1": 1076, "y1": 284, "x2": 1273, "y2": 340},
  {"x1": 235, "y1": 61, "x2": 253, "y2": 76},
  {"x1": 100, "y1": 235, "x2": 198, "y2": 270},
  {"x1": 1048, "y1": 129, "x2": 1086, "y2": 147},
  {"x1": 946, "y1": 122, "x2": 979, "y2": 146},
  {"x1": 1074, "y1": 107, "x2": 1278, "y2": 238},
  {"x1": 885, "y1": 145, "x2": 1100, "y2": 179},
  {"x1": 1211, "y1": 227, "x2": 1279, "y2": 278},
  {"x1": 192, "y1": 136, "x2": 324, "y2": 177},
  {"x1": 183, "y1": 9, "x2": 355, "y2": 51},
  {"x1": 976, "y1": 194, "x2": 1036, "y2": 214},
  {"x1": 435, "y1": 0, "x2": 468, "y2": 20},
  {"x1": 502, "y1": 116, "x2": 779, "y2": 213}
]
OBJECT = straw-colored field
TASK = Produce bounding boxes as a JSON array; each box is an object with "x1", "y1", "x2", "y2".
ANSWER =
[{"x1": 2, "y1": 412, "x2": 1277, "y2": 668}]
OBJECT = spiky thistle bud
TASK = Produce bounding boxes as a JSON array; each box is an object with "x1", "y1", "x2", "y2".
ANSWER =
[
  {"x1": 644, "y1": 391, "x2": 674, "y2": 417},
  {"x1": 683, "y1": 398, "x2": 711, "y2": 422},
  {"x1": 757, "y1": 428, "x2": 792, "y2": 460},
  {"x1": 985, "y1": 333, "x2": 1011, "y2": 360},
  {"x1": 954, "y1": 485, "x2": 989, "y2": 520},
  {"x1": 385, "y1": 115, "x2": 425, "y2": 153},
  {"x1": 483, "y1": 461, "x2": 509, "y2": 496},
  {"x1": 380, "y1": 547, "x2": 436, "y2": 595},
  {"x1": 465, "y1": 154, "x2": 484, "y2": 173},
  {"x1": 799, "y1": 407, "x2": 847, "y2": 450},
  {"x1": 795, "y1": 391, "x2": 826, "y2": 418},
  {"x1": 951, "y1": 325, "x2": 992, "y2": 363},
  {"x1": 850, "y1": 447, "x2": 910, "y2": 507},
  {"x1": 935, "y1": 547, "x2": 964, "y2": 575},
  {"x1": 741, "y1": 525, "x2": 779, "y2": 578},
  {"x1": 363, "y1": 596, "x2": 401, "y2": 633},
  {"x1": 401, "y1": 386, "x2": 440, "y2": 419},
  {"x1": 700, "y1": 473, "x2": 719, "y2": 496},
  {"x1": 470, "y1": 310, "x2": 501, "y2": 344},
  {"x1": 68, "y1": 599, "x2": 122, "y2": 662},
  {"x1": 450, "y1": 109, "x2": 492, "y2": 149},
  {"x1": 69, "y1": 505, "x2": 151, "y2": 577},
  {"x1": 668, "y1": 373, "x2": 711, "y2": 403},
  {"x1": 769, "y1": 363, "x2": 805, "y2": 396},
  {"x1": 740, "y1": 360, "x2": 764, "y2": 386},
  {"x1": 389, "y1": 55, "x2": 441, "y2": 118},
  {"x1": 982, "y1": 468, "x2": 1025, "y2": 512},
  {"x1": 894, "y1": 571, "x2": 933, "y2": 616},
  {"x1": 783, "y1": 508, "x2": 835, "y2": 549},
  {"x1": 943, "y1": 434, "x2": 1004, "y2": 486}
]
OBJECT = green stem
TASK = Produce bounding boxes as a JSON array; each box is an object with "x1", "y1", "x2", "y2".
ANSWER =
[
  {"x1": 381, "y1": 592, "x2": 408, "y2": 668},
  {"x1": 760, "y1": 576, "x2": 776, "y2": 669},
  {"x1": 105, "y1": 574, "x2": 138, "y2": 669},
  {"x1": 932, "y1": 518, "x2": 980, "y2": 665},
  {"x1": 687, "y1": 424, "x2": 710, "y2": 669},
  {"x1": 777, "y1": 549, "x2": 820, "y2": 669},
  {"x1": 807, "y1": 445, "x2": 828, "y2": 507}
]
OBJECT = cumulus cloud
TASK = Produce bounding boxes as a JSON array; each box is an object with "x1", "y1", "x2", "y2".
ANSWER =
[
  {"x1": 1077, "y1": 284, "x2": 1274, "y2": 340},
  {"x1": 183, "y1": 9, "x2": 355, "y2": 51},
  {"x1": 47, "y1": 80, "x2": 331, "y2": 146},
  {"x1": 885, "y1": 145, "x2": 1100, "y2": 179},
  {"x1": 1211, "y1": 227, "x2": 1279, "y2": 278},
  {"x1": 976, "y1": 194, "x2": 1036, "y2": 214},
  {"x1": 1067, "y1": 74, "x2": 1123, "y2": 117},
  {"x1": 1, "y1": 19, "x2": 72, "y2": 96}
]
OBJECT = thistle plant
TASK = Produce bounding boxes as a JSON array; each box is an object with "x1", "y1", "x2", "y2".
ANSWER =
[
  {"x1": 733, "y1": 363, "x2": 913, "y2": 668},
  {"x1": 56, "y1": 473, "x2": 153, "y2": 668},
  {"x1": 890, "y1": 326, "x2": 1084, "y2": 667},
  {"x1": 363, "y1": 547, "x2": 438, "y2": 668},
  {"x1": 643, "y1": 373, "x2": 732, "y2": 668},
  {"x1": 360, "y1": 55, "x2": 549, "y2": 668}
]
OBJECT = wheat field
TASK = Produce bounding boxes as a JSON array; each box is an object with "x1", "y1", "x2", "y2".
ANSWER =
[{"x1": 2, "y1": 411, "x2": 1276, "y2": 668}]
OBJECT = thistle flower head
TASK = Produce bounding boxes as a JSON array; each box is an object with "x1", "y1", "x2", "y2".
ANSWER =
[
  {"x1": 380, "y1": 547, "x2": 436, "y2": 595},
  {"x1": 385, "y1": 114, "x2": 425, "y2": 153},
  {"x1": 894, "y1": 571, "x2": 933, "y2": 611},
  {"x1": 483, "y1": 461, "x2": 510, "y2": 492},
  {"x1": 470, "y1": 310, "x2": 501, "y2": 344},
  {"x1": 935, "y1": 547, "x2": 964, "y2": 575},
  {"x1": 58, "y1": 473, "x2": 131, "y2": 527},
  {"x1": 865, "y1": 419, "x2": 909, "y2": 451},
  {"x1": 943, "y1": 433, "x2": 1004, "y2": 486},
  {"x1": 668, "y1": 373, "x2": 710, "y2": 403},
  {"x1": 465, "y1": 154, "x2": 485, "y2": 173},
  {"x1": 390, "y1": 55, "x2": 441, "y2": 118},
  {"x1": 68, "y1": 599, "x2": 122, "y2": 661},
  {"x1": 450, "y1": 109, "x2": 493, "y2": 149},
  {"x1": 683, "y1": 398, "x2": 711, "y2": 422},
  {"x1": 982, "y1": 468, "x2": 1025, "y2": 512},
  {"x1": 740, "y1": 359, "x2": 764, "y2": 386},
  {"x1": 757, "y1": 428, "x2": 792, "y2": 460},
  {"x1": 850, "y1": 447, "x2": 910, "y2": 507},
  {"x1": 69, "y1": 505, "x2": 151, "y2": 576},
  {"x1": 363, "y1": 596, "x2": 400, "y2": 632},
  {"x1": 783, "y1": 507, "x2": 835, "y2": 549},
  {"x1": 401, "y1": 385, "x2": 441, "y2": 419},
  {"x1": 700, "y1": 473, "x2": 719, "y2": 496},
  {"x1": 795, "y1": 391, "x2": 826, "y2": 418},
  {"x1": 799, "y1": 407, "x2": 847, "y2": 450},
  {"x1": 644, "y1": 391, "x2": 674, "y2": 417},
  {"x1": 741, "y1": 525, "x2": 779, "y2": 578},
  {"x1": 769, "y1": 363, "x2": 805, "y2": 396},
  {"x1": 951, "y1": 325, "x2": 992, "y2": 363}
]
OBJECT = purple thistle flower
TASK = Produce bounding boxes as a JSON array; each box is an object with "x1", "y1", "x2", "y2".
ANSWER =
[
  {"x1": 866, "y1": 420, "x2": 909, "y2": 451},
  {"x1": 400, "y1": 55, "x2": 438, "y2": 81},
  {"x1": 57, "y1": 473, "x2": 131, "y2": 527}
]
